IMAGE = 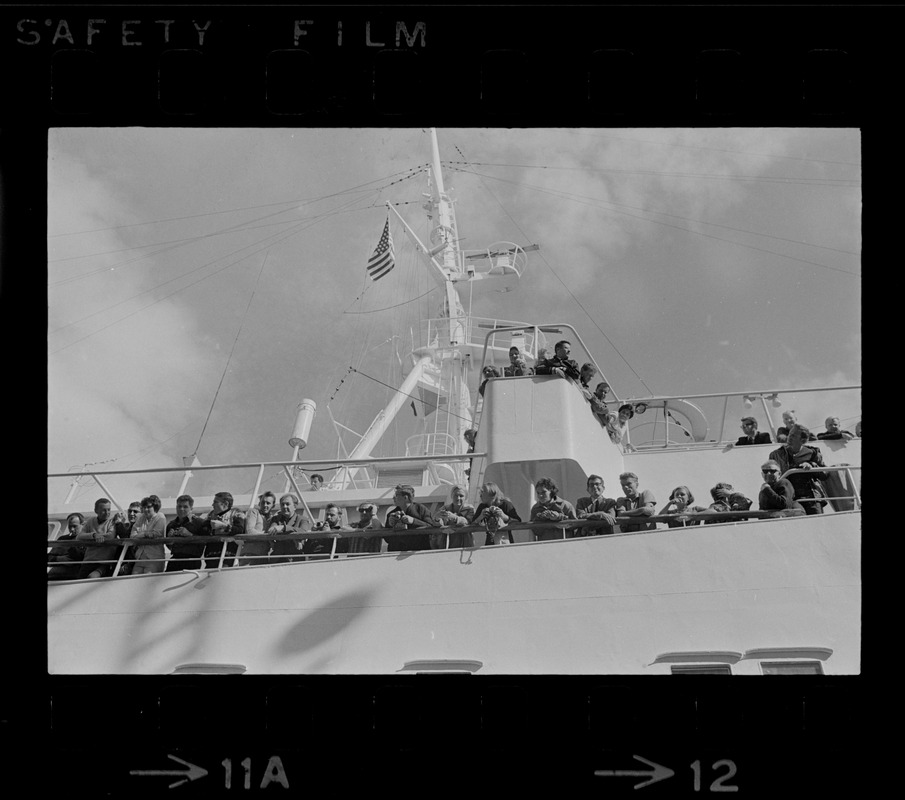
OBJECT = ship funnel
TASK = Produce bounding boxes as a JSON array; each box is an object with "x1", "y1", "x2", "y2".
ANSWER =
[{"x1": 289, "y1": 399, "x2": 317, "y2": 448}]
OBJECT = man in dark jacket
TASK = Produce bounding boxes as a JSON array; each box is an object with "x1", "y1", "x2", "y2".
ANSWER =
[
  {"x1": 768, "y1": 425, "x2": 828, "y2": 515},
  {"x1": 758, "y1": 460, "x2": 806, "y2": 517},
  {"x1": 535, "y1": 339, "x2": 581, "y2": 380},
  {"x1": 734, "y1": 416, "x2": 773, "y2": 446},
  {"x1": 384, "y1": 484, "x2": 437, "y2": 551},
  {"x1": 165, "y1": 494, "x2": 208, "y2": 572}
]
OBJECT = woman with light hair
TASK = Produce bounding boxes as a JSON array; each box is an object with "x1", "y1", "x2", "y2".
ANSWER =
[
  {"x1": 434, "y1": 485, "x2": 476, "y2": 549},
  {"x1": 473, "y1": 482, "x2": 522, "y2": 545},
  {"x1": 658, "y1": 486, "x2": 709, "y2": 528}
]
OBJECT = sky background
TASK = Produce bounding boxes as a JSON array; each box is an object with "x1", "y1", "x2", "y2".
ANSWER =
[{"x1": 48, "y1": 127, "x2": 861, "y2": 505}]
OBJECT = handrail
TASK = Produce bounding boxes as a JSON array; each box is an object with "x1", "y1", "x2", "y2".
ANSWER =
[
  {"x1": 780, "y1": 464, "x2": 862, "y2": 509},
  {"x1": 52, "y1": 506, "x2": 859, "y2": 580},
  {"x1": 48, "y1": 452, "x2": 483, "y2": 480}
]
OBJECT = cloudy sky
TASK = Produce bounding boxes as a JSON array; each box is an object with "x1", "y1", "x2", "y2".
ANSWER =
[{"x1": 48, "y1": 127, "x2": 861, "y2": 504}]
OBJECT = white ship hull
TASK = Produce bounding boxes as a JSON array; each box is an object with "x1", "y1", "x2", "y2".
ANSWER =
[{"x1": 48, "y1": 510, "x2": 859, "y2": 675}]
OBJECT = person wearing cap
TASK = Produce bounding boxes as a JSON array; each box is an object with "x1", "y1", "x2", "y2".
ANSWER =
[
  {"x1": 348, "y1": 503, "x2": 384, "y2": 555},
  {"x1": 503, "y1": 346, "x2": 533, "y2": 377},
  {"x1": 733, "y1": 417, "x2": 772, "y2": 446},
  {"x1": 384, "y1": 485, "x2": 438, "y2": 551}
]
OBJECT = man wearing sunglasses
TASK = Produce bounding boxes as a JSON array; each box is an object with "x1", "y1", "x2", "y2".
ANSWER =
[
  {"x1": 348, "y1": 503, "x2": 384, "y2": 555},
  {"x1": 758, "y1": 460, "x2": 806, "y2": 518}
]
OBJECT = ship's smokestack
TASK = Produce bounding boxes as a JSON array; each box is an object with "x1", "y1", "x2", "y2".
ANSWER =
[{"x1": 289, "y1": 399, "x2": 317, "y2": 448}]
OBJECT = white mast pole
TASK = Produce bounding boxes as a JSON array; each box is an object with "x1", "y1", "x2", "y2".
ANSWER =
[{"x1": 428, "y1": 128, "x2": 467, "y2": 347}]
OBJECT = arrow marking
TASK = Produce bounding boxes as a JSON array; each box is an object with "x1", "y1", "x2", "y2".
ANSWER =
[
  {"x1": 595, "y1": 754, "x2": 675, "y2": 789},
  {"x1": 130, "y1": 754, "x2": 209, "y2": 789}
]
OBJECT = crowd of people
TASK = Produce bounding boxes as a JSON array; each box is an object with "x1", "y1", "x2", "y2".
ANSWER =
[
  {"x1": 48, "y1": 336, "x2": 858, "y2": 579},
  {"x1": 49, "y1": 418, "x2": 854, "y2": 581},
  {"x1": 480, "y1": 340, "x2": 860, "y2": 451}
]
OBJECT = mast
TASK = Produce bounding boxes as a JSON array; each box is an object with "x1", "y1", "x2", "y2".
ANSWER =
[{"x1": 336, "y1": 129, "x2": 530, "y2": 486}]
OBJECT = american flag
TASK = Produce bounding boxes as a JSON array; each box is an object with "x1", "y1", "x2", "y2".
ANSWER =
[{"x1": 366, "y1": 217, "x2": 395, "y2": 281}]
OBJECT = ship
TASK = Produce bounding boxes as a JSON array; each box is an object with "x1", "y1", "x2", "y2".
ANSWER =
[{"x1": 47, "y1": 128, "x2": 861, "y2": 675}]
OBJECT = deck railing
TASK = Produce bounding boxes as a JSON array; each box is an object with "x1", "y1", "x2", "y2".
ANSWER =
[
  {"x1": 47, "y1": 497, "x2": 861, "y2": 580},
  {"x1": 48, "y1": 453, "x2": 480, "y2": 514}
]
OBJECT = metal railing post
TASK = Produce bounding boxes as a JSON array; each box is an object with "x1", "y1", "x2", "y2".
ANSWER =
[{"x1": 112, "y1": 545, "x2": 128, "y2": 577}]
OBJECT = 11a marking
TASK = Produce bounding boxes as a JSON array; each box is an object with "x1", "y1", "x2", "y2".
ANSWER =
[{"x1": 222, "y1": 757, "x2": 289, "y2": 789}]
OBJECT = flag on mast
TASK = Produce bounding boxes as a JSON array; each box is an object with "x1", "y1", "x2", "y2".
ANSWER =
[{"x1": 366, "y1": 216, "x2": 395, "y2": 281}]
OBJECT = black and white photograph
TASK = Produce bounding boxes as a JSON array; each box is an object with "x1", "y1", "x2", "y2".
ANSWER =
[{"x1": 47, "y1": 126, "x2": 861, "y2": 676}]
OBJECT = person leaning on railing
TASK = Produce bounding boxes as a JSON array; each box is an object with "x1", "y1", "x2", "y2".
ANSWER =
[
  {"x1": 768, "y1": 425, "x2": 828, "y2": 515},
  {"x1": 758, "y1": 460, "x2": 806, "y2": 518},
  {"x1": 47, "y1": 512, "x2": 86, "y2": 581},
  {"x1": 473, "y1": 482, "x2": 521, "y2": 546},
  {"x1": 304, "y1": 503, "x2": 351, "y2": 559},
  {"x1": 703, "y1": 482, "x2": 752, "y2": 524},
  {"x1": 614, "y1": 472, "x2": 657, "y2": 532},
  {"x1": 534, "y1": 339, "x2": 581, "y2": 380},
  {"x1": 238, "y1": 491, "x2": 278, "y2": 566},
  {"x1": 434, "y1": 485, "x2": 476, "y2": 549},
  {"x1": 75, "y1": 498, "x2": 120, "y2": 579},
  {"x1": 131, "y1": 495, "x2": 168, "y2": 575},
  {"x1": 817, "y1": 416, "x2": 855, "y2": 441},
  {"x1": 113, "y1": 501, "x2": 141, "y2": 576},
  {"x1": 574, "y1": 474, "x2": 619, "y2": 536},
  {"x1": 163, "y1": 494, "x2": 208, "y2": 572},
  {"x1": 657, "y1": 486, "x2": 710, "y2": 528},
  {"x1": 202, "y1": 491, "x2": 245, "y2": 568},
  {"x1": 347, "y1": 503, "x2": 384, "y2": 555},
  {"x1": 384, "y1": 484, "x2": 438, "y2": 552},
  {"x1": 265, "y1": 494, "x2": 311, "y2": 564},
  {"x1": 530, "y1": 477, "x2": 578, "y2": 541}
]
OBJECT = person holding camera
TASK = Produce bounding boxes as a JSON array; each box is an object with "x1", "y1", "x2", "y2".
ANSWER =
[{"x1": 384, "y1": 484, "x2": 437, "y2": 552}]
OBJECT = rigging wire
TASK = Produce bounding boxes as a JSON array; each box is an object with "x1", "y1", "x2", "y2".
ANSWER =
[
  {"x1": 342, "y1": 285, "x2": 440, "y2": 314},
  {"x1": 451, "y1": 152, "x2": 656, "y2": 395},
  {"x1": 447, "y1": 163, "x2": 859, "y2": 257},
  {"x1": 49, "y1": 190, "x2": 376, "y2": 353},
  {"x1": 49, "y1": 165, "x2": 429, "y2": 238},
  {"x1": 191, "y1": 249, "x2": 272, "y2": 461},
  {"x1": 441, "y1": 160, "x2": 860, "y2": 187},
  {"x1": 49, "y1": 169, "x2": 428, "y2": 286},
  {"x1": 555, "y1": 129, "x2": 863, "y2": 168},
  {"x1": 449, "y1": 166, "x2": 860, "y2": 278}
]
